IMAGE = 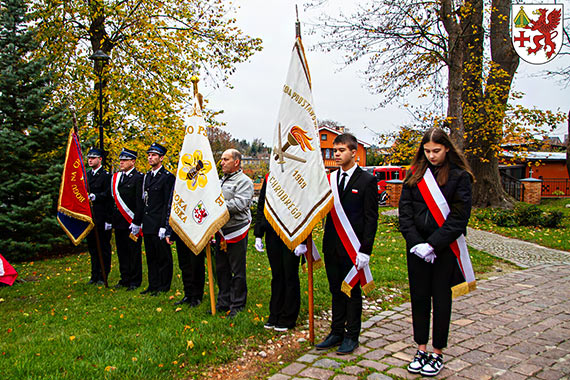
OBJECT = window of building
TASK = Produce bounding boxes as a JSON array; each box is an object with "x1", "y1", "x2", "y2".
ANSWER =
[
  {"x1": 321, "y1": 134, "x2": 327, "y2": 141},
  {"x1": 325, "y1": 148, "x2": 331, "y2": 159}
]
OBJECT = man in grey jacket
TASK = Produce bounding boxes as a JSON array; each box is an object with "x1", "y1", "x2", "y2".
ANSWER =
[{"x1": 215, "y1": 148, "x2": 254, "y2": 317}]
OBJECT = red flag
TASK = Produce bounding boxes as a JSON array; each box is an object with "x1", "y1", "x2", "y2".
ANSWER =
[
  {"x1": 0, "y1": 254, "x2": 17, "y2": 286},
  {"x1": 57, "y1": 129, "x2": 94, "y2": 245}
]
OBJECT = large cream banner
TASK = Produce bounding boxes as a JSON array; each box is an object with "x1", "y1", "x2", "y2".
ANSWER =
[
  {"x1": 170, "y1": 96, "x2": 229, "y2": 254},
  {"x1": 265, "y1": 37, "x2": 333, "y2": 249}
]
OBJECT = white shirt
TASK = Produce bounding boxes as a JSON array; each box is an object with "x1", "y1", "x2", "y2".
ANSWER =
[
  {"x1": 91, "y1": 166, "x2": 102, "y2": 176},
  {"x1": 338, "y1": 163, "x2": 358, "y2": 190}
]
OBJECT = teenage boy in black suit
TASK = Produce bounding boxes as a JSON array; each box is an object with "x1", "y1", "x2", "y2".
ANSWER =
[
  {"x1": 316, "y1": 133, "x2": 379, "y2": 355},
  {"x1": 86, "y1": 148, "x2": 113, "y2": 284},
  {"x1": 112, "y1": 148, "x2": 144, "y2": 290},
  {"x1": 140, "y1": 143, "x2": 175, "y2": 296}
]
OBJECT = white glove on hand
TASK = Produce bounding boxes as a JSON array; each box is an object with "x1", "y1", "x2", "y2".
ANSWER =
[
  {"x1": 129, "y1": 223, "x2": 141, "y2": 236},
  {"x1": 355, "y1": 252, "x2": 370, "y2": 270},
  {"x1": 158, "y1": 227, "x2": 166, "y2": 240},
  {"x1": 411, "y1": 243, "x2": 434, "y2": 260},
  {"x1": 89, "y1": 193, "x2": 96, "y2": 201},
  {"x1": 294, "y1": 244, "x2": 307, "y2": 257},
  {"x1": 254, "y1": 237, "x2": 264, "y2": 252},
  {"x1": 424, "y1": 251, "x2": 436, "y2": 264},
  {"x1": 104, "y1": 222, "x2": 112, "y2": 231}
]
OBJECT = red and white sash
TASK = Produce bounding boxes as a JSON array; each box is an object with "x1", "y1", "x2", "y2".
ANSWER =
[
  {"x1": 112, "y1": 172, "x2": 142, "y2": 236},
  {"x1": 417, "y1": 168, "x2": 476, "y2": 298},
  {"x1": 329, "y1": 170, "x2": 375, "y2": 296},
  {"x1": 217, "y1": 222, "x2": 250, "y2": 251}
]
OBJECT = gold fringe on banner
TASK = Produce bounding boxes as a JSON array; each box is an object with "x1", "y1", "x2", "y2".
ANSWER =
[{"x1": 170, "y1": 211, "x2": 229, "y2": 256}]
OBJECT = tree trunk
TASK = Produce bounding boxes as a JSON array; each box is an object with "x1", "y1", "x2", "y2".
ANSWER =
[
  {"x1": 463, "y1": 0, "x2": 518, "y2": 208},
  {"x1": 441, "y1": 0, "x2": 464, "y2": 149}
]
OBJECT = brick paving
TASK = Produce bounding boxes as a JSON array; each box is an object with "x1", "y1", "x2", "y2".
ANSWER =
[{"x1": 267, "y1": 228, "x2": 570, "y2": 379}]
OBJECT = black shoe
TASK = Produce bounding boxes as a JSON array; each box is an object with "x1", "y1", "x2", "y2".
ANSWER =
[
  {"x1": 315, "y1": 334, "x2": 343, "y2": 350},
  {"x1": 96, "y1": 280, "x2": 104, "y2": 285},
  {"x1": 126, "y1": 285, "x2": 138, "y2": 291},
  {"x1": 88, "y1": 279, "x2": 96, "y2": 285},
  {"x1": 140, "y1": 288, "x2": 152, "y2": 295},
  {"x1": 407, "y1": 349, "x2": 429, "y2": 374},
  {"x1": 263, "y1": 322, "x2": 275, "y2": 330},
  {"x1": 189, "y1": 299, "x2": 202, "y2": 308},
  {"x1": 420, "y1": 353, "x2": 444, "y2": 377},
  {"x1": 337, "y1": 337, "x2": 359, "y2": 355},
  {"x1": 174, "y1": 296, "x2": 191, "y2": 305},
  {"x1": 115, "y1": 283, "x2": 126, "y2": 289},
  {"x1": 228, "y1": 309, "x2": 239, "y2": 318}
]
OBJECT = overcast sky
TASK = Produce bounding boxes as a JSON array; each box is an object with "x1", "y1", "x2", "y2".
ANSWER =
[{"x1": 203, "y1": 0, "x2": 570, "y2": 146}]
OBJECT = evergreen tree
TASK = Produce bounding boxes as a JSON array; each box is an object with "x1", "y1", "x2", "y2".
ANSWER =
[{"x1": 0, "y1": 0, "x2": 71, "y2": 261}]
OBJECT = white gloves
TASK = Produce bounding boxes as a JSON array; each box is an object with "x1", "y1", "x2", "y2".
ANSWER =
[
  {"x1": 129, "y1": 223, "x2": 141, "y2": 236},
  {"x1": 355, "y1": 252, "x2": 370, "y2": 270},
  {"x1": 411, "y1": 243, "x2": 436, "y2": 263},
  {"x1": 294, "y1": 244, "x2": 307, "y2": 257},
  {"x1": 89, "y1": 193, "x2": 96, "y2": 201},
  {"x1": 104, "y1": 222, "x2": 112, "y2": 231},
  {"x1": 254, "y1": 237, "x2": 264, "y2": 252},
  {"x1": 158, "y1": 227, "x2": 166, "y2": 240}
]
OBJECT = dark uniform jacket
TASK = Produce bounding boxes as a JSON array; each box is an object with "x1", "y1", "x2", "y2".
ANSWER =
[
  {"x1": 323, "y1": 166, "x2": 379, "y2": 256},
  {"x1": 112, "y1": 169, "x2": 144, "y2": 230},
  {"x1": 142, "y1": 166, "x2": 175, "y2": 234},
  {"x1": 87, "y1": 167, "x2": 112, "y2": 227},
  {"x1": 398, "y1": 163, "x2": 472, "y2": 256}
]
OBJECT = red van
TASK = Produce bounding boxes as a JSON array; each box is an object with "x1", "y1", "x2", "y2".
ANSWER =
[{"x1": 362, "y1": 166, "x2": 407, "y2": 205}]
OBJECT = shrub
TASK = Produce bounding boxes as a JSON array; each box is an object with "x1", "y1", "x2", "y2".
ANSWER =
[
  {"x1": 491, "y1": 209, "x2": 517, "y2": 227},
  {"x1": 540, "y1": 211, "x2": 564, "y2": 228},
  {"x1": 514, "y1": 203, "x2": 543, "y2": 226}
]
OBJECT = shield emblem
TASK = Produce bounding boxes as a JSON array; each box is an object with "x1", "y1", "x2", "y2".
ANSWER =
[{"x1": 511, "y1": 3, "x2": 564, "y2": 64}]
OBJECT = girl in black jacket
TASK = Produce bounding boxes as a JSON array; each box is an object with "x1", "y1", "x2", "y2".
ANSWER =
[{"x1": 399, "y1": 127, "x2": 474, "y2": 377}]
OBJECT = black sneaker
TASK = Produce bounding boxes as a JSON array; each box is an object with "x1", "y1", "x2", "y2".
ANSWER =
[
  {"x1": 263, "y1": 322, "x2": 275, "y2": 330},
  {"x1": 420, "y1": 353, "x2": 443, "y2": 377},
  {"x1": 407, "y1": 349, "x2": 429, "y2": 374}
]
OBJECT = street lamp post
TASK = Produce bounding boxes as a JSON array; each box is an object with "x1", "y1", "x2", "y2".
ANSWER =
[{"x1": 89, "y1": 49, "x2": 110, "y2": 163}]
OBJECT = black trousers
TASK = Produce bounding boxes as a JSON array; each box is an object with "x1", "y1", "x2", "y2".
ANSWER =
[
  {"x1": 407, "y1": 250, "x2": 454, "y2": 349},
  {"x1": 176, "y1": 241, "x2": 205, "y2": 301},
  {"x1": 144, "y1": 234, "x2": 173, "y2": 292},
  {"x1": 86, "y1": 224, "x2": 112, "y2": 282},
  {"x1": 324, "y1": 249, "x2": 362, "y2": 340},
  {"x1": 265, "y1": 229, "x2": 300, "y2": 328},
  {"x1": 215, "y1": 236, "x2": 248, "y2": 311},
  {"x1": 115, "y1": 228, "x2": 142, "y2": 287}
]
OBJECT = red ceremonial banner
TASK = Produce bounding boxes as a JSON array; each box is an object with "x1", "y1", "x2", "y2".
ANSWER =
[{"x1": 57, "y1": 129, "x2": 94, "y2": 245}]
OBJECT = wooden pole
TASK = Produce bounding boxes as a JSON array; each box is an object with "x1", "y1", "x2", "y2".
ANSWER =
[
  {"x1": 307, "y1": 233, "x2": 315, "y2": 345},
  {"x1": 206, "y1": 242, "x2": 216, "y2": 315}
]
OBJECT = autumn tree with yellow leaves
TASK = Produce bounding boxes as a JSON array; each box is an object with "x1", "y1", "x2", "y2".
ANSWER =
[
  {"x1": 307, "y1": 0, "x2": 566, "y2": 207},
  {"x1": 31, "y1": 0, "x2": 262, "y2": 170}
]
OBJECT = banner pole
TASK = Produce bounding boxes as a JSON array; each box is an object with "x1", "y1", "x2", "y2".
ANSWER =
[
  {"x1": 307, "y1": 233, "x2": 315, "y2": 345},
  {"x1": 206, "y1": 242, "x2": 216, "y2": 315}
]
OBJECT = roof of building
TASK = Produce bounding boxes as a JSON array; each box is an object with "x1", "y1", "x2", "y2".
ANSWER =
[
  {"x1": 501, "y1": 151, "x2": 567, "y2": 161},
  {"x1": 318, "y1": 126, "x2": 371, "y2": 148}
]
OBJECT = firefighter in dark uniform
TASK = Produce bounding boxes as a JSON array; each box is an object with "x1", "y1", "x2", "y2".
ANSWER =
[
  {"x1": 141, "y1": 143, "x2": 175, "y2": 296},
  {"x1": 86, "y1": 148, "x2": 113, "y2": 284},
  {"x1": 112, "y1": 148, "x2": 144, "y2": 290}
]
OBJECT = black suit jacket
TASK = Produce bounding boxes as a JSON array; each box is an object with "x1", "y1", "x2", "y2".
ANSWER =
[
  {"x1": 112, "y1": 169, "x2": 144, "y2": 229},
  {"x1": 87, "y1": 168, "x2": 112, "y2": 227},
  {"x1": 323, "y1": 166, "x2": 379, "y2": 256},
  {"x1": 142, "y1": 166, "x2": 175, "y2": 234}
]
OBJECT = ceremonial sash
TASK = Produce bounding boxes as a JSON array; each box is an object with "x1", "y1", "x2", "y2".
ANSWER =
[
  {"x1": 417, "y1": 168, "x2": 476, "y2": 298},
  {"x1": 217, "y1": 222, "x2": 250, "y2": 251},
  {"x1": 329, "y1": 170, "x2": 375, "y2": 296},
  {"x1": 112, "y1": 172, "x2": 142, "y2": 237}
]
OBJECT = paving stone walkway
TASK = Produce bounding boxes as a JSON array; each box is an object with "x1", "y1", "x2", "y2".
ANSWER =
[{"x1": 268, "y1": 228, "x2": 570, "y2": 380}]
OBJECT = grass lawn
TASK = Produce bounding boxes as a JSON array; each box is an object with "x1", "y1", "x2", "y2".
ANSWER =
[
  {"x1": 1, "y1": 215, "x2": 503, "y2": 379},
  {"x1": 470, "y1": 198, "x2": 570, "y2": 251}
]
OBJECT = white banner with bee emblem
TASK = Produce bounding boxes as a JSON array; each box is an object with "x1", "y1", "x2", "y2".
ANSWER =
[
  {"x1": 170, "y1": 96, "x2": 229, "y2": 254},
  {"x1": 511, "y1": 3, "x2": 563, "y2": 64},
  {"x1": 264, "y1": 37, "x2": 333, "y2": 250}
]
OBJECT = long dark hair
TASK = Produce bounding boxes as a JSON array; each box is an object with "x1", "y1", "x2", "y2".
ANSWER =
[{"x1": 405, "y1": 127, "x2": 474, "y2": 186}]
